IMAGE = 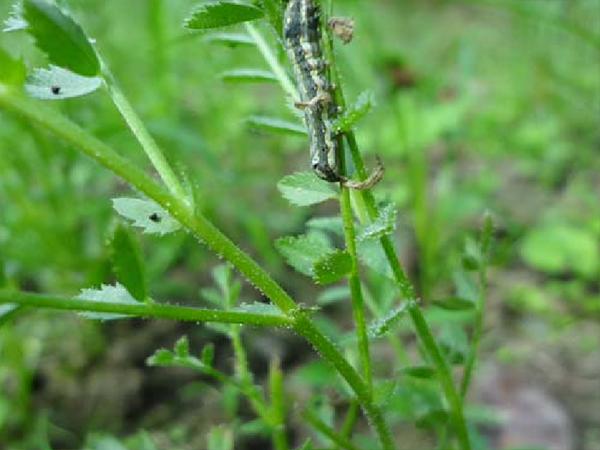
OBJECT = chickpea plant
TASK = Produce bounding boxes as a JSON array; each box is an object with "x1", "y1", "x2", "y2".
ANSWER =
[{"x1": 0, "y1": 1, "x2": 494, "y2": 449}]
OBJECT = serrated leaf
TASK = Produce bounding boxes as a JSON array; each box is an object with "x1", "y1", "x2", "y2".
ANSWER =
[
  {"x1": 432, "y1": 296, "x2": 475, "y2": 311},
  {"x1": 277, "y1": 171, "x2": 338, "y2": 206},
  {"x1": 247, "y1": 115, "x2": 306, "y2": 136},
  {"x1": 148, "y1": 348, "x2": 174, "y2": 365},
  {"x1": 75, "y1": 283, "x2": 140, "y2": 320},
  {"x1": 0, "y1": 47, "x2": 26, "y2": 85},
  {"x1": 184, "y1": 1, "x2": 264, "y2": 30},
  {"x1": 398, "y1": 365, "x2": 436, "y2": 379},
  {"x1": 357, "y1": 203, "x2": 397, "y2": 241},
  {"x1": 367, "y1": 301, "x2": 412, "y2": 338},
  {"x1": 332, "y1": 91, "x2": 372, "y2": 133},
  {"x1": 25, "y1": 65, "x2": 102, "y2": 99},
  {"x1": 312, "y1": 249, "x2": 352, "y2": 284},
  {"x1": 275, "y1": 234, "x2": 332, "y2": 276},
  {"x1": 110, "y1": 224, "x2": 148, "y2": 302},
  {"x1": 23, "y1": 0, "x2": 100, "y2": 76},
  {"x1": 220, "y1": 68, "x2": 276, "y2": 83},
  {"x1": 174, "y1": 336, "x2": 190, "y2": 357},
  {"x1": 112, "y1": 197, "x2": 181, "y2": 235},
  {"x1": 147, "y1": 336, "x2": 208, "y2": 372},
  {"x1": 3, "y1": 3, "x2": 26, "y2": 32},
  {"x1": 204, "y1": 31, "x2": 255, "y2": 46}
]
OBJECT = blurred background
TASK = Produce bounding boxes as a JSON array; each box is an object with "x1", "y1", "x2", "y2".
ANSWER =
[{"x1": 0, "y1": 0, "x2": 598, "y2": 449}]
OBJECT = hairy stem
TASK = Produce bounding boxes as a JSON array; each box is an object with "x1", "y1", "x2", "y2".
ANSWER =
[
  {"x1": 103, "y1": 76, "x2": 187, "y2": 200},
  {"x1": 0, "y1": 290, "x2": 293, "y2": 327}
]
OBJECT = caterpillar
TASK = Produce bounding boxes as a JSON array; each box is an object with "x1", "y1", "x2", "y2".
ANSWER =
[{"x1": 283, "y1": 0, "x2": 341, "y2": 182}]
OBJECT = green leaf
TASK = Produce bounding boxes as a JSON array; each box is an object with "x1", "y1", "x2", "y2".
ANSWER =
[
  {"x1": 174, "y1": 335, "x2": 190, "y2": 357},
  {"x1": 367, "y1": 301, "x2": 412, "y2": 338},
  {"x1": 220, "y1": 68, "x2": 276, "y2": 83},
  {"x1": 312, "y1": 249, "x2": 352, "y2": 284},
  {"x1": 25, "y1": 65, "x2": 102, "y2": 100},
  {"x1": 261, "y1": 0, "x2": 283, "y2": 35},
  {"x1": 247, "y1": 115, "x2": 306, "y2": 136},
  {"x1": 416, "y1": 408, "x2": 449, "y2": 429},
  {"x1": 207, "y1": 425, "x2": 234, "y2": 450},
  {"x1": 147, "y1": 336, "x2": 209, "y2": 372},
  {"x1": 432, "y1": 296, "x2": 475, "y2": 311},
  {"x1": 277, "y1": 172, "x2": 338, "y2": 206},
  {"x1": 110, "y1": 224, "x2": 148, "y2": 302},
  {"x1": 204, "y1": 31, "x2": 255, "y2": 46},
  {"x1": 332, "y1": 91, "x2": 372, "y2": 133},
  {"x1": 275, "y1": 234, "x2": 332, "y2": 276},
  {"x1": 480, "y1": 212, "x2": 494, "y2": 257},
  {"x1": 75, "y1": 283, "x2": 140, "y2": 320},
  {"x1": 356, "y1": 203, "x2": 397, "y2": 241},
  {"x1": 397, "y1": 365, "x2": 436, "y2": 379},
  {"x1": 373, "y1": 379, "x2": 396, "y2": 408},
  {"x1": 201, "y1": 343, "x2": 214, "y2": 366},
  {"x1": 3, "y1": 3, "x2": 27, "y2": 32},
  {"x1": 184, "y1": 1, "x2": 264, "y2": 30},
  {"x1": 462, "y1": 236, "x2": 482, "y2": 271},
  {"x1": 0, "y1": 47, "x2": 26, "y2": 85},
  {"x1": 520, "y1": 223, "x2": 599, "y2": 278},
  {"x1": 306, "y1": 216, "x2": 344, "y2": 235},
  {"x1": 23, "y1": 0, "x2": 100, "y2": 76},
  {"x1": 438, "y1": 323, "x2": 468, "y2": 365},
  {"x1": 112, "y1": 197, "x2": 182, "y2": 235}
]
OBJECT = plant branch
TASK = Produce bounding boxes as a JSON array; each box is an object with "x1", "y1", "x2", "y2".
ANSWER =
[
  {"x1": 0, "y1": 290, "x2": 293, "y2": 327},
  {"x1": 102, "y1": 74, "x2": 187, "y2": 200},
  {"x1": 340, "y1": 178, "x2": 373, "y2": 390},
  {"x1": 0, "y1": 85, "x2": 386, "y2": 449},
  {"x1": 322, "y1": 25, "x2": 472, "y2": 450},
  {"x1": 302, "y1": 408, "x2": 363, "y2": 450}
]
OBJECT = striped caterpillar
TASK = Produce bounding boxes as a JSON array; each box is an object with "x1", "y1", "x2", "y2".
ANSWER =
[
  {"x1": 283, "y1": 0, "x2": 385, "y2": 189},
  {"x1": 283, "y1": 0, "x2": 340, "y2": 182}
]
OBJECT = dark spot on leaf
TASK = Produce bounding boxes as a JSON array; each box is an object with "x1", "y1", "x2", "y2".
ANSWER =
[
  {"x1": 51, "y1": 85, "x2": 61, "y2": 95},
  {"x1": 149, "y1": 213, "x2": 161, "y2": 222}
]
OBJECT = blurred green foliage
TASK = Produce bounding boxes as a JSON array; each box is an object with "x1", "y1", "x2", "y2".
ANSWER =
[{"x1": 1, "y1": 0, "x2": 598, "y2": 449}]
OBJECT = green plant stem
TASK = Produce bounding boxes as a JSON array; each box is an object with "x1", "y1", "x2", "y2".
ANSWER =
[
  {"x1": 0, "y1": 290, "x2": 294, "y2": 327},
  {"x1": 0, "y1": 86, "x2": 393, "y2": 450},
  {"x1": 341, "y1": 399, "x2": 359, "y2": 439},
  {"x1": 323, "y1": 35, "x2": 472, "y2": 450},
  {"x1": 0, "y1": 87, "x2": 297, "y2": 314},
  {"x1": 103, "y1": 76, "x2": 187, "y2": 201},
  {"x1": 269, "y1": 359, "x2": 289, "y2": 450},
  {"x1": 245, "y1": 23, "x2": 298, "y2": 101},
  {"x1": 303, "y1": 409, "x2": 363, "y2": 450},
  {"x1": 179, "y1": 356, "x2": 272, "y2": 419},
  {"x1": 294, "y1": 317, "x2": 393, "y2": 450},
  {"x1": 340, "y1": 181, "x2": 372, "y2": 391},
  {"x1": 460, "y1": 262, "x2": 487, "y2": 398}
]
